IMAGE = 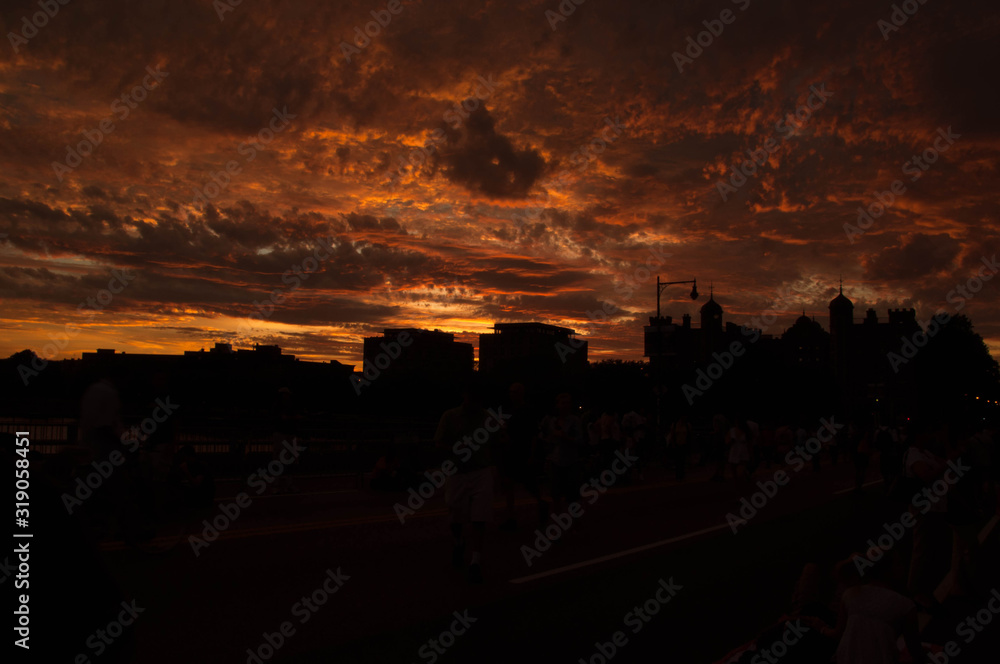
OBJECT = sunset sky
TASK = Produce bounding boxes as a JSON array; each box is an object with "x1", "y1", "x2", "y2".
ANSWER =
[{"x1": 1, "y1": 0, "x2": 998, "y2": 366}]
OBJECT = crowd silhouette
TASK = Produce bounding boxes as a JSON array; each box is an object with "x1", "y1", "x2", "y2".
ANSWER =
[{"x1": 10, "y1": 367, "x2": 999, "y2": 663}]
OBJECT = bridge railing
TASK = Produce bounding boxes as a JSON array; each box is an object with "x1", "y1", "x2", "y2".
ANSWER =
[{"x1": 2, "y1": 417, "x2": 440, "y2": 485}]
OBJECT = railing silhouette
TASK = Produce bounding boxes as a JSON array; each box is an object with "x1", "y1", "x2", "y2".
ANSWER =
[{"x1": 2, "y1": 416, "x2": 438, "y2": 486}]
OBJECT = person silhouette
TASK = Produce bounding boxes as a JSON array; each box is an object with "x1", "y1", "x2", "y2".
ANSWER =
[
  {"x1": 434, "y1": 375, "x2": 497, "y2": 583},
  {"x1": 269, "y1": 387, "x2": 299, "y2": 494},
  {"x1": 498, "y1": 381, "x2": 547, "y2": 530},
  {"x1": 668, "y1": 415, "x2": 692, "y2": 481},
  {"x1": 540, "y1": 391, "x2": 584, "y2": 517}
]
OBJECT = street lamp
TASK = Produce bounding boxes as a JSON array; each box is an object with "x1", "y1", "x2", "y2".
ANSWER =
[
  {"x1": 651, "y1": 276, "x2": 696, "y2": 445},
  {"x1": 656, "y1": 276, "x2": 698, "y2": 319}
]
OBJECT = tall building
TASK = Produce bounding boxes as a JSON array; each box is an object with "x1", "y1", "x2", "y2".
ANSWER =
[
  {"x1": 478, "y1": 322, "x2": 587, "y2": 375},
  {"x1": 362, "y1": 328, "x2": 473, "y2": 378},
  {"x1": 829, "y1": 282, "x2": 854, "y2": 382}
]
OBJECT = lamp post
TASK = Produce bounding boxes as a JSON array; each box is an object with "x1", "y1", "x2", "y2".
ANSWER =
[
  {"x1": 653, "y1": 276, "x2": 698, "y2": 440},
  {"x1": 656, "y1": 276, "x2": 699, "y2": 319}
]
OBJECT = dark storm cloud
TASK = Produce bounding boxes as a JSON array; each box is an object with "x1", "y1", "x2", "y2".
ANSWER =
[
  {"x1": 434, "y1": 106, "x2": 545, "y2": 199},
  {"x1": 863, "y1": 233, "x2": 962, "y2": 282}
]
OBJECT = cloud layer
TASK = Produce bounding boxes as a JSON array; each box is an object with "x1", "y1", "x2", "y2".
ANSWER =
[{"x1": 1, "y1": 0, "x2": 998, "y2": 365}]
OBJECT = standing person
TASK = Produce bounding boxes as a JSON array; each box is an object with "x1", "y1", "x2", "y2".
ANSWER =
[
  {"x1": 758, "y1": 422, "x2": 776, "y2": 469},
  {"x1": 171, "y1": 445, "x2": 215, "y2": 509},
  {"x1": 827, "y1": 420, "x2": 840, "y2": 466},
  {"x1": 270, "y1": 387, "x2": 299, "y2": 494},
  {"x1": 540, "y1": 392, "x2": 585, "y2": 518},
  {"x1": 967, "y1": 423, "x2": 998, "y2": 517},
  {"x1": 745, "y1": 418, "x2": 760, "y2": 475},
  {"x1": 876, "y1": 422, "x2": 902, "y2": 490},
  {"x1": 79, "y1": 376, "x2": 126, "y2": 462},
  {"x1": 832, "y1": 420, "x2": 850, "y2": 470},
  {"x1": 597, "y1": 409, "x2": 620, "y2": 469},
  {"x1": 902, "y1": 430, "x2": 951, "y2": 609},
  {"x1": 78, "y1": 375, "x2": 130, "y2": 536},
  {"x1": 800, "y1": 419, "x2": 823, "y2": 474},
  {"x1": 852, "y1": 421, "x2": 873, "y2": 492},
  {"x1": 434, "y1": 377, "x2": 498, "y2": 583},
  {"x1": 774, "y1": 421, "x2": 794, "y2": 463},
  {"x1": 622, "y1": 408, "x2": 646, "y2": 483},
  {"x1": 669, "y1": 415, "x2": 692, "y2": 481},
  {"x1": 710, "y1": 413, "x2": 729, "y2": 481},
  {"x1": 498, "y1": 382, "x2": 547, "y2": 530},
  {"x1": 806, "y1": 553, "x2": 924, "y2": 664},
  {"x1": 726, "y1": 418, "x2": 750, "y2": 482}
]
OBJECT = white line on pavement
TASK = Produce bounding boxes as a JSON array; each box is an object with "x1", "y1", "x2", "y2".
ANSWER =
[
  {"x1": 509, "y1": 523, "x2": 733, "y2": 584},
  {"x1": 832, "y1": 479, "x2": 883, "y2": 495}
]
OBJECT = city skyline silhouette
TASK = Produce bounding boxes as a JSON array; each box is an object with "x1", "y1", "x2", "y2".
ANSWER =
[{"x1": 3, "y1": 1, "x2": 999, "y2": 663}]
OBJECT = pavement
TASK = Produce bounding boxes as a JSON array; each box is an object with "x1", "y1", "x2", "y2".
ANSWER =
[{"x1": 90, "y1": 454, "x2": 997, "y2": 664}]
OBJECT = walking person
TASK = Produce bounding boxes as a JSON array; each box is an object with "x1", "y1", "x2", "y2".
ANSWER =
[
  {"x1": 498, "y1": 382, "x2": 547, "y2": 530},
  {"x1": 540, "y1": 392, "x2": 585, "y2": 518},
  {"x1": 434, "y1": 376, "x2": 499, "y2": 584},
  {"x1": 669, "y1": 415, "x2": 692, "y2": 481},
  {"x1": 710, "y1": 413, "x2": 729, "y2": 481},
  {"x1": 726, "y1": 418, "x2": 750, "y2": 483}
]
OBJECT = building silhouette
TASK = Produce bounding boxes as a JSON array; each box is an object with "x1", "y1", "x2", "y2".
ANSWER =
[
  {"x1": 361, "y1": 328, "x2": 474, "y2": 378},
  {"x1": 479, "y1": 322, "x2": 587, "y2": 376},
  {"x1": 644, "y1": 282, "x2": 927, "y2": 418},
  {"x1": 28, "y1": 343, "x2": 358, "y2": 419},
  {"x1": 645, "y1": 287, "x2": 768, "y2": 376}
]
